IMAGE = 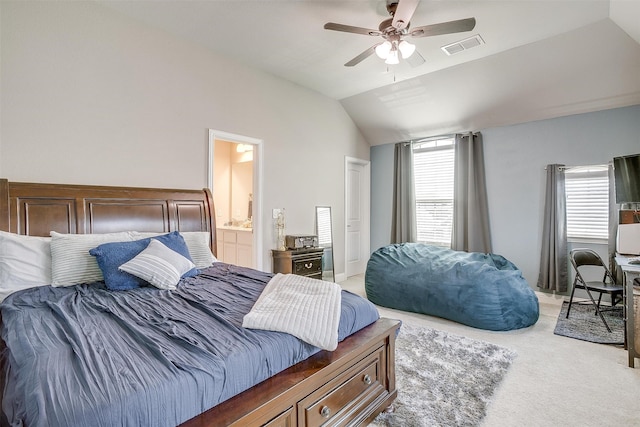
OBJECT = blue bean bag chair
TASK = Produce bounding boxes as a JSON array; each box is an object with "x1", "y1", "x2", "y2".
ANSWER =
[{"x1": 365, "y1": 243, "x2": 539, "y2": 331}]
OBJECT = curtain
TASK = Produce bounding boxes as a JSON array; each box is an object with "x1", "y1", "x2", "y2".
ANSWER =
[
  {"x1": 608, "y1": 162, "x2": 619, "y2": 279},
  {"x1": 391, "y1": 142, "x2": 417, "y2": 243},
  {"x1": 451, "y1": 132, "x2": 492, "y2": 253},
  {"x1": 537, "y1": 164, "x2": 568, "y2": 292}
]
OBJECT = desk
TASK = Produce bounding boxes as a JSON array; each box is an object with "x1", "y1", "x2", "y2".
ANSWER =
[{"x1": 615, "y1": 256, "x2": 640, "y2": 368}]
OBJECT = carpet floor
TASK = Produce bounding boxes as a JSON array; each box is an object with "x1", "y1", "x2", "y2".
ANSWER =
[
  {"x1": 553, "y1": 301, "x2": 624, "y2": 345},
  {"x1": 370, "y1": 322, "x2": 516, "y2": 427},
  {"x1": 341, "y1": 275, "x2": 640, "y2": 426}
]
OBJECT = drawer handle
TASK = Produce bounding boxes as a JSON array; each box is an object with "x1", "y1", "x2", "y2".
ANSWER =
[
  {"x1": 363, "y1": 374, "x2": 372, "y2": 385},
  {"x1": 320, "y1": 405, "x2": 331, "y2": 418},
  {"x1": 304, "y1": 262, "x2": 313, "y2": 269}
]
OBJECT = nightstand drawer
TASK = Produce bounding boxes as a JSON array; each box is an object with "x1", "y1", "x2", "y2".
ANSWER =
[
  {"x1": 272, "y1": 248, "x2": 325, "y2": 278},
  {"x1": 293, "y1": 257, "x2": 322, "y2": 276}
]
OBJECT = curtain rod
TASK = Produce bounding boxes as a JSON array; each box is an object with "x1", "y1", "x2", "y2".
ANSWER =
[
  {"x1": 411, "y1": 133, "x2": 454, "y2": 144},
  {"x1": 399, "y1": 131, "x2": 479, "y2": 146},
  {"x1": 544, "y1": 164, "x2": 610, "y2": 171}
]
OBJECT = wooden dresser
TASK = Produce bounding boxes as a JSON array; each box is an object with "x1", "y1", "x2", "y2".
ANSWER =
[{"x1": 272, "y1": 247, "x2": 324, "y2": 279}]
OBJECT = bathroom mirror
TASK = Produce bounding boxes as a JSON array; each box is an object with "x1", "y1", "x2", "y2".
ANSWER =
[{"x1": 315, "y1": 206, "x2": 335, "y2": 282}]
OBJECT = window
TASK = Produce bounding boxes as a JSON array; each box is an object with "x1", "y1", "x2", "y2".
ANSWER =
[
  {"x1": 412, "y1": 137, "x2": 455, "y2": 247},
  {"x1": 565, "y1": 165, "x2": 609, "y2": 241}
]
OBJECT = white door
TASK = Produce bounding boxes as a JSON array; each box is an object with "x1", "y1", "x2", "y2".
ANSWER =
[{"x1": 345, "y1": 158, "x2": 370, "y2": 277}]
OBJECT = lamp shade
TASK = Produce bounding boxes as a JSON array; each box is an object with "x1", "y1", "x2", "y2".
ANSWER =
[
  {"x1": 398, "y1": 40, "x2": 416, "y2": 59},
  {"x1": 375, "y1": 41, "x2": 392, "y2": 59},
  {"x1": 385, "y1": 49, "x2": 399, "y2": 65}
]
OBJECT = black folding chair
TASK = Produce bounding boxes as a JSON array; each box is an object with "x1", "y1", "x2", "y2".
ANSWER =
[{"x1": 567, "y1": 248, "x2": 623, "y2": 332}]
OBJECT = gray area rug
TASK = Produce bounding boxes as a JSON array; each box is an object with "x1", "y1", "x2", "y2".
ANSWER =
[
  {"x1": 553, "y1": 301, "x2": 624, "y2": 345},
  {"x1": 371, "y1": 323, "x2": 517, "y2": 427}
]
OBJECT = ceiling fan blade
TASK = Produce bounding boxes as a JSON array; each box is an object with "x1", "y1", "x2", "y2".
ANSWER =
[
  {"x1": 410, "y1": 17, "x2": 476, "y2": 38},
  {"x1": 324, "y1": 22, "x2": 381, "y2": 36},
  {"x1": 406, "y1": 50, "x2": 425, "y2": 67},
  {"x1": 392, "y1": 0, "x2": 419, "y2": 30},
  {"x1": 345, "y1": 45, "x2": 378, "y2": 67}
]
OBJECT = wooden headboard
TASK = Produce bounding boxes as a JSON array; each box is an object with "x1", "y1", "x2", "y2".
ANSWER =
[{"x1": 0, "y1": 179, "x2": 217, "y2": 256}]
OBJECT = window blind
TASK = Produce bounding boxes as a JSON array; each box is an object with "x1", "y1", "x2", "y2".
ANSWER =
[
  {"x1": 565, "y1": 165, "x2": 609, "y2": 241},
  {"x1": 413, "y1": 140, "x2": 455, "y2": 247},
  {"x1": 316, "y1": 208, "x2": 332, "y2": 246}
]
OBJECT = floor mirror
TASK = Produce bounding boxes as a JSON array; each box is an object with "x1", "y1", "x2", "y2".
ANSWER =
[{"x1": 315, "y1": 206, "x2": 335, "y2": 282}]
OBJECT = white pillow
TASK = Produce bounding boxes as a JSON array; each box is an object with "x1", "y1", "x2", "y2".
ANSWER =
[
  {"x1": 119, "y1": 239, "x2": 195, "y2": 290},
  {"x1": 0, "y1": 231, "x2": 51, "y2": 301},
  {"x1": 133, "y1": 231, "x2": 216, "y2": 269},
  {"x1": 50, "y1": 231, "x2": 137, "y2": 287},
  {"x1": 181, "y1": 232, "x2": 217, "y2": 268}
]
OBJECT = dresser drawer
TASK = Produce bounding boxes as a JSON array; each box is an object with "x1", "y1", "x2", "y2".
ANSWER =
[
  {"x1": 223, "y1": 231, "x2": 237, "y2": 243},
  {"x1": 298, "y1": 346, "x2": 385, "y2": 426},
  {"x1": 293, "y1": 257, "x2": 322, "y2": 276},
  {"x1": 237, "y1": 231, "x2": 253, "y2": 245}
]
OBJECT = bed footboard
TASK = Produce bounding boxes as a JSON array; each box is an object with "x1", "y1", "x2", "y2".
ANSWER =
[{"x1": 181, "y1": 317, "x2": 400, "y2": 427}]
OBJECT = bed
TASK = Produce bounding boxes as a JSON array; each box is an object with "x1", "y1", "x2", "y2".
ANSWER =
[{"x1": 0, "y1": 179, "x2": 399, "y2": 427}]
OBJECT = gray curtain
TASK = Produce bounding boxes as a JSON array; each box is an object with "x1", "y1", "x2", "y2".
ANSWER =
[
  {"x1": 537, "y1": 164, "x2": 568, "y2": 292},
  {"x1": 391, "y1": 142, "x2": 417, "y2": 243},
  {"x1": 452, "y1": 132, "x2": 492, "y2": 253},
  {"x1": 608, "y1": 162, "x2": 619, "y2": 278}
]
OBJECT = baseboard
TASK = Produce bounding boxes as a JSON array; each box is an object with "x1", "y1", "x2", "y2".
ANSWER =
[
  {"x1": 535, "y1": 290, "x2": 565, "y2": 306},
  {"x1": 335, "y1": 272, "x2": 347, "y2": 283}
]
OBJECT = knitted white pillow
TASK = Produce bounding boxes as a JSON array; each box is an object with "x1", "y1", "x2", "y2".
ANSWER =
[
  {"x1": 119, "y1": 239, "x2": 195, "y2": 290},
  {"x1": 133, "y1": 231, "x2": 216, "y2": 269}
]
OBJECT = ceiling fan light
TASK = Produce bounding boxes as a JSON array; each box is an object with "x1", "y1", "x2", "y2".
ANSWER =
[
  {"x1": 375, "y1": 41, "x2": 392, "y2": 59},
  {"x1": 398, "y1": 40, "x2": 416, "y2": 59},
  {"x1": 384, "y1": 49, "x2": 399, "y2": 65}
]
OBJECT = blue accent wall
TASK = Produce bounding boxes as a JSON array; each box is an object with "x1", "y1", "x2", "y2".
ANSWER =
[{"x1": 370, "y1": 104, "x2": 640, "y2": 289}]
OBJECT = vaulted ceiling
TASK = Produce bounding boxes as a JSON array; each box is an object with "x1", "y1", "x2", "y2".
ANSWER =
[{"x1": 101, "y1": 0, "x2": 640, "y2": 145}]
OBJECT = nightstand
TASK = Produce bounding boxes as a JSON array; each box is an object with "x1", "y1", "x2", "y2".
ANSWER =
[{"x1": 271, "y1": 247, "x2": 324, "y2": 279}]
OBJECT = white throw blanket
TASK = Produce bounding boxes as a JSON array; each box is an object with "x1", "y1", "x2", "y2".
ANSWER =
[{"x1": 242, "y1": 273, "x2": 342, "y2": 351}]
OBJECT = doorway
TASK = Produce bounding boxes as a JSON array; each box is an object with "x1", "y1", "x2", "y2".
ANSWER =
[
  {"x1": 208, "y1": 129, "x2": 263, "y2": 270},
  {"x1": 345, "y1": 157, "x2": 370, "y2": 277}
]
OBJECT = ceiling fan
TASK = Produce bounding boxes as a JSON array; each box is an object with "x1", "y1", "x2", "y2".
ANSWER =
[{"x1": 324, "y1": 0, "x2": 476, "y2": 67}]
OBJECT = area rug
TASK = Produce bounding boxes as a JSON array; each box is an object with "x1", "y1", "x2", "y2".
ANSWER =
[
  {"x1": 553, "y1": 301, "x2": 624, "y2": 345},
  {"x1": 370, "y1": 323, "x2": 517, "y2": 427}
]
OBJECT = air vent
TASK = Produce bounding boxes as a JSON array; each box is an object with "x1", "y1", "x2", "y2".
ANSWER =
[{"x1": 441, "y1": 34, "x2": 484, "y2": 56}]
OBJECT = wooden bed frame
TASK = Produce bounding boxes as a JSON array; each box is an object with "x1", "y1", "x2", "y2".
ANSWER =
[{"x1": 0, "y1": 179, "x2": 398, "y2": 427}]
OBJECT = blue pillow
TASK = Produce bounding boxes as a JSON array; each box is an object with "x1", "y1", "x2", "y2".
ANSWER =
[{"x1": 89, "y1": 231, "x2": 198, "y2": 291}]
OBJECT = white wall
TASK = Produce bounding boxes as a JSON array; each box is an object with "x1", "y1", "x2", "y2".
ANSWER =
[
  {"x1": 370, "y1": 104, "x2": 640, "y2": 290},
  {"x1": 483, "y1": 105, "x2": 640, "y2": 288},
  {"x1": 0, "y1": 1, "x2": 370, "y2": 275}
]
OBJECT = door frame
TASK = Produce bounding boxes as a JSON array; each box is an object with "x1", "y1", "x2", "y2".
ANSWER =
[
  {"x1": 208, "y1": 129, "x2": 264, "y2": 270},
  {"x1": 344, "y1": 156, "x2": 371, "y2": 279}
]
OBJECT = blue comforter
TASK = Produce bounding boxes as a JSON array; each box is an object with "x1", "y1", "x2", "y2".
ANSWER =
[
  {"x1": 1, "y1": 263, "x2": 379, "y2": 427},
  {"x1": 365, "y1": 243, "x2": 538, "y2": 331}
]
